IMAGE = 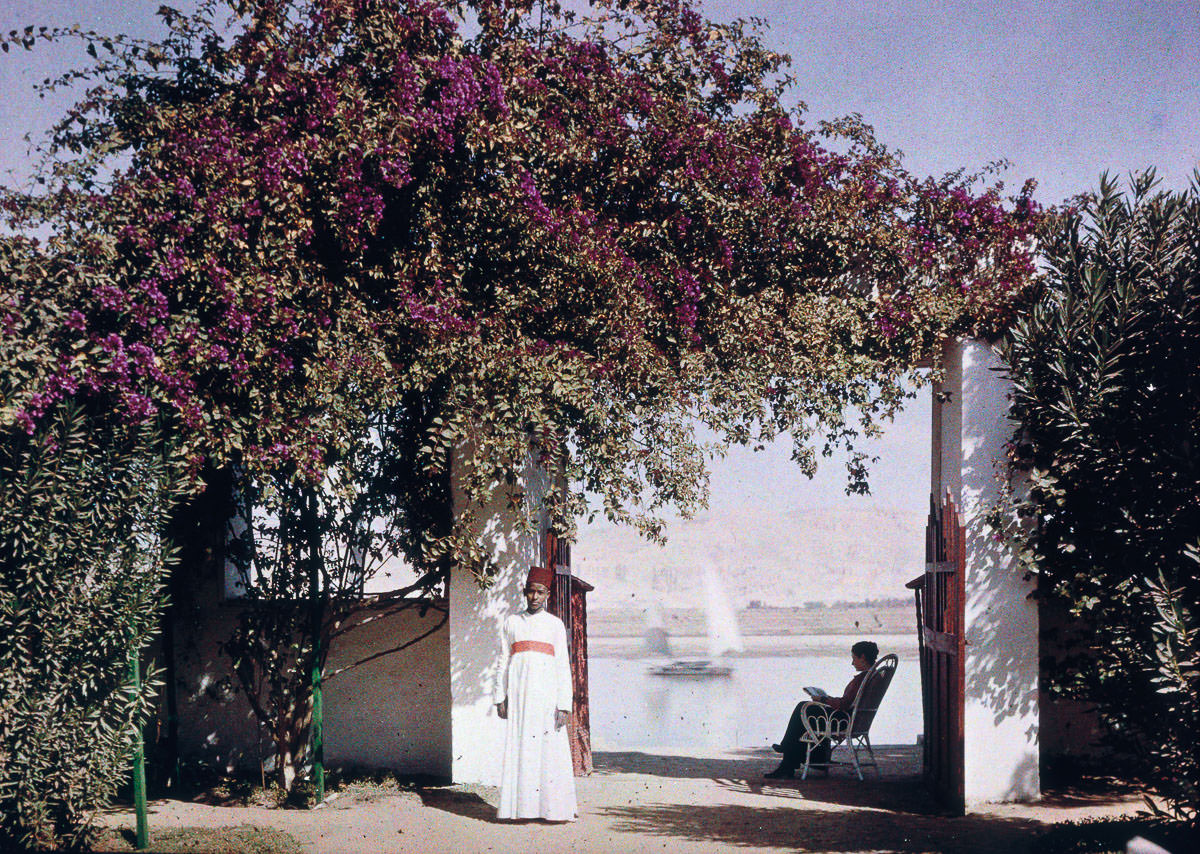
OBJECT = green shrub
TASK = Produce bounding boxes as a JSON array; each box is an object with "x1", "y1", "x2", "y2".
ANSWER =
[
  {"x1": 997, "y1": 172, "x2": 1200, "y2": 825},
  {"x1": 0, "y1": 401, "x2": 178, "y2": 850},
  {"x1": 1033, "y1": 817, "x2": 1199, "y2": 854}
]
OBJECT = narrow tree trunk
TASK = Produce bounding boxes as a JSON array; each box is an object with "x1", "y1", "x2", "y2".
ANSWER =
[{"x1": 274, "y1": 696, "x2": 311, "y2": 792}]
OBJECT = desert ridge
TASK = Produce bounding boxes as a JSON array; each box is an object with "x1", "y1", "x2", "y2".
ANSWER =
[{"x1": 574, "y1": 503, "x2": 925, "y2": 611}]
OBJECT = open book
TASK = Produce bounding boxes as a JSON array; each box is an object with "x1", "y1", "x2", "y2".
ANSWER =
[{"x1": 803, "y1": 686, "x2": 829, "y2": 700}]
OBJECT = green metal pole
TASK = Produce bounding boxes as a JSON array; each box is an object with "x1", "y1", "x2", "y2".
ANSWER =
[
  {"x1": 306, "y1": 487, "x2": 325, "y2": 805},
  {"x1": 128, "y1": 644, "x2": 149, "y2": 850},
  {"x1": 311, "y1": 650, "x2": 324, "y2": 804},
  {"x1": 161, "y1": 597, "x2": 181, "y2": 790}
]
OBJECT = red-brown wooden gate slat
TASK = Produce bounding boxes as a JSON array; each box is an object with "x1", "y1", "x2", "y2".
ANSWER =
[
  {"x1": 909, "y1": 491, "x2": 966, "y2": 813},
  {"x1": 544, "y1": 531, "x2": 593, "y2": 776}
]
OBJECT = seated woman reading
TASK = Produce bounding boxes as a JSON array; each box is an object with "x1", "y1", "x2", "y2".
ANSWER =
[{"x1": 764, "y1": 640, "x2": 878, "y2": 779}]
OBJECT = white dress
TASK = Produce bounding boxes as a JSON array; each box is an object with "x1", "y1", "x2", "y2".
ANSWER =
[{"x1": 494, "y1": 609, "x2": 578, "y2": 821}]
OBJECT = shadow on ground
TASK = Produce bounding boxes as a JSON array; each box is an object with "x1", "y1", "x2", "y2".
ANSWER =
[
  {"x1": 416, "y1": 787, "x2": 499, "y2": 823},
  {"x1": 593, "y1": 744, "x2": 919, "y2": 781},
  {"x1": 590, "y1": 745, "x2": 1148, "y2": 853},
  {"x1": 597, "y1": 802, "x2": 1044, "y2": 854},
  {"x1": 595, "y1": 745, "x2": 942, "y2": 811},
  {"x1": 405, "y1": 746, "x2": 1151, "y2": 853},
  {"x1": 594, "y1": 745, "x2": 1140, "y2": 811}
]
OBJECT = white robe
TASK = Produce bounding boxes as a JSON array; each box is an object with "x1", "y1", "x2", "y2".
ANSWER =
[{"x1": 494, "y1": 609, "x2": 578, "y2": 821}]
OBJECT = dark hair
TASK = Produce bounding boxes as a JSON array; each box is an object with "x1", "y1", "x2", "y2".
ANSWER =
[{"x1": 851, "y1": 641, "x2": 879, "y2": 665}]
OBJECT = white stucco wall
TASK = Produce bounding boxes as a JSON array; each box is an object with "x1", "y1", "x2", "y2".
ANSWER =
[
  {"x1": 322, "y1": 604, "x2": 451, "y2": 775},
  {"x1": 174, "y1": 595, "x2": 451, "y2": 777},
  {"x1": 936, "y1": 338, "x2": 1040, "y2": 806},
  {"x1": 448, "y1": 455, "x2": 552, "y2": 785}
]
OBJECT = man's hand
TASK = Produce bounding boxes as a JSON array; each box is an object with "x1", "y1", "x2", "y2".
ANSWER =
[
  {"x1": 555, "y1": 709, "x2": 569, "y2": 730},
  {"x1": 496, "y1": 699, "x2": 507, "y2": 720}
]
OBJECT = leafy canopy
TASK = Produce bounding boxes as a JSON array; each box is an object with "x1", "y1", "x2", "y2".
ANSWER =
[{"x1": 1, "y1": 0, "x2": 1040, "y2": 577}]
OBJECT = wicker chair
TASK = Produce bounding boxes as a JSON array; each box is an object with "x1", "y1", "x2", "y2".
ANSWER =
[{"x1": 797, "y1": 653, "x2": 898, "y2": 780}]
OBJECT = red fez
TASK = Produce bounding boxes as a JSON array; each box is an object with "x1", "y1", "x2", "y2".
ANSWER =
[{"x1": 526, "y1": 566, "x2": 553, "y2": 589}]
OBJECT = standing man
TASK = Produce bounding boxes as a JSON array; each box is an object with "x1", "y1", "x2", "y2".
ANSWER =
[{"x1": 494, "y1": 566, "x2": 578, "y2": 821}]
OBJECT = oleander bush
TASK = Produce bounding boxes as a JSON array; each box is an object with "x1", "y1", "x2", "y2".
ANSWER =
[
  {"x1": 997, "y1": 172, "x2": 1200, "y2": 826},
  {"x1": 0, "y1": 401, "x2": 178, "y2": 850}
]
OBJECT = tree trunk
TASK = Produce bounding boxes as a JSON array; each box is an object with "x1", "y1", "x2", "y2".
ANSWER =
[{"x1": 274, "y1": 692, "x2": 312, "y2": 791}]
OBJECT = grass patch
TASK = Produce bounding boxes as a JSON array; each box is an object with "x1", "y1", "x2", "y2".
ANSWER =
[
  {"x1": 93, "y1": 825, "x2": 303, "y2": 854},
  {"x1": 321, "y1": 766, "x2": 454, "y2": 806},
  {"x1": 136, "y1": 764, "x2": 453, "y2": 810}
]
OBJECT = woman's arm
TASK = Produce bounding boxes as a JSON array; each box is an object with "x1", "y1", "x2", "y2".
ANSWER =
[{"x1": 828, "y1": 671, "x2": 867, "y2": 712}]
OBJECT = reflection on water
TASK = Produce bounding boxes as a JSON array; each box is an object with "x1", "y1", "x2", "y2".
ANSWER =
[
  {"x1": 635, "y1": 674, "x2": 742, "y2": 748},
  {"x1": 590, "y1": 648, "x2": 922, "y2": 751}
]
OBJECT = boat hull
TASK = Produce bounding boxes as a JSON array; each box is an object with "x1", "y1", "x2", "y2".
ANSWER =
[{"x1": 646, "y1": 660, "x2": 733, "y2": 678}]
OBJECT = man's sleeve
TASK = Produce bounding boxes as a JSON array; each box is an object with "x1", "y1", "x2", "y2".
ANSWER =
[
  {"x1": 493, "y1": 616, "x2": 511, "y2": 704},
  {"x1": 554, "y1": 619, "x2": 572, "y2": 712}
]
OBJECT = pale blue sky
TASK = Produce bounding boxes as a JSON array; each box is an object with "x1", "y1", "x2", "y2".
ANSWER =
[
  {"x1": 707, "y1": 0, "x2": 1200, "y2": 205},
  {"x1": 3, "y1": 0, "x2": 1196, "y2": 515},
  {"x1": 5, "y1": 1, "x2": 1198, "y2": 201}
]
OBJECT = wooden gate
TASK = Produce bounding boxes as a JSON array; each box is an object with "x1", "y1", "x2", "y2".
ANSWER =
[
  {"x1": 907, "y1": 491, "x2": 965, "y2": 812},
  {"x1": 544, "y1": 532, "x2": 593, "y2": 776}
]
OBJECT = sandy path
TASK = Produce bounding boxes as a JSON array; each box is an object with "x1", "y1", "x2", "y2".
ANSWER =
[{"x1": 101, "y1": 747, "x2": 1147, "y2": 854}]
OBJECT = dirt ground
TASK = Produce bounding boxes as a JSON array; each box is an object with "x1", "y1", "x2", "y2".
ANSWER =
[{"x1": 95, "y1": 745, "x2": 1153, "y2": 854}]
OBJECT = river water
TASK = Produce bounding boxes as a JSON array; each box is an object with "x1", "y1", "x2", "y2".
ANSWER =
[{"x1": 588, "y1": 635, "x2": 922, "y2": 752}]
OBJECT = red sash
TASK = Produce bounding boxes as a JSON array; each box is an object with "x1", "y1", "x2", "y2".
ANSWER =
[{"x1": 511, "y1": 640, "x2": 555, "y2": 656}]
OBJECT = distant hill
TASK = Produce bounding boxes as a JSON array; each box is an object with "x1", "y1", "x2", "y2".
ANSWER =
[{"x1": 572, "y1": 503, "x2": 925, "y2": 610}]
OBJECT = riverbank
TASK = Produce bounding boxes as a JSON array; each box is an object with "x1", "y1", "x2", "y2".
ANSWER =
[
  {"x1": 589, "y1": 602, "x2": 916, "y2": 641},
  {"x1": 589, "y1": 631, "x2": 920, "y2": 658}
]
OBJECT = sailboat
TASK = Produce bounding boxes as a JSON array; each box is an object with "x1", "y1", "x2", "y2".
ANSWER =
[{"x1": 646, "y1": 566, "x2": 744, "y2": 678}]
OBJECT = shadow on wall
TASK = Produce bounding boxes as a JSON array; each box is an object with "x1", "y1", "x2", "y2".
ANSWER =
[
  {"x1": 322, "y1": 602, "x2": 451, "y2": 776},
  {"x1": 172, "y1": 596, "x2": 454, "y2": 777},
  {"x1": 171, "y1": 591, "x2": 268, "y2": 776},
  {"x1": 959, "y1": 357, "x2": 1039, "y2": 731},
  {"x1": 449, "y1": 454, "x2": 553, "y2": 708},
  {"x1": 447, "y1": 519, "x2": 521, "y2": 713},
  {"x1": 998, "y1": 750, "x2": 1042, "y2": 805},
  {"x1": 155, "y1": 478, "x2": 269, "y2": 778},
  {"x1": 166, "y1": 500, "x2": 455, "y2": 780}
]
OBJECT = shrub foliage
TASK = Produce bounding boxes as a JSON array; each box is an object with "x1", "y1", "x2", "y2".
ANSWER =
[
  {"x1": 997, "y1": 172, "x2": 1200, "y2": 824},
  {"x1": 0, "y1": 401, "x2": 178, "y2": 850}
]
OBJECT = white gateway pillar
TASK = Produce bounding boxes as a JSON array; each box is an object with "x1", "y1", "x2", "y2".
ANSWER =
[{"x1": 935, "y1": 338, "x2": 1040, "y2": 806}]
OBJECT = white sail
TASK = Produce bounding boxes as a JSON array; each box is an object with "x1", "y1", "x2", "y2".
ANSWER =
[
  {"x1": 703, "y1": 566, "x2": 745, "y2": 657},
  {"x1": 641, "y1": 596, "x2": 672, "y2": 658}
]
